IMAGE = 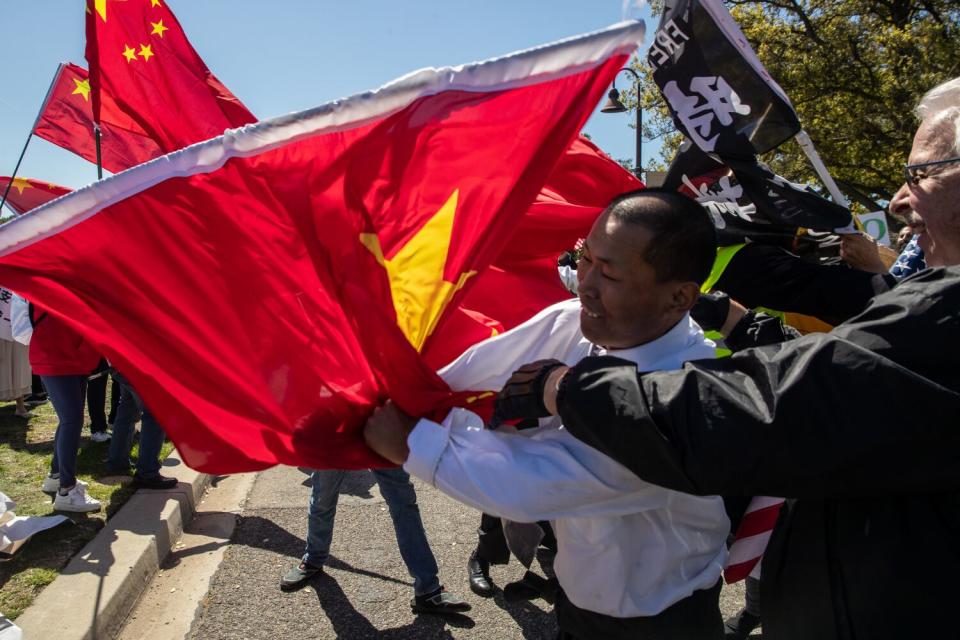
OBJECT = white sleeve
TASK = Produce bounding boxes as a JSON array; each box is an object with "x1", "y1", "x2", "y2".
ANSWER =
[
  {"x1": 10, "y1": 294, "x2": 31, "y2": 345},
  {"x1": 438, "y1": 299, "x2": 585, "y2": 392},
  {"x1": 404, "y1": 407, "x2": 671, "y2": 522}
]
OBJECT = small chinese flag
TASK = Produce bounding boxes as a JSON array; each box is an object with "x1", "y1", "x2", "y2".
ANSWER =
[
  {"x1": 0, "y1": 177, "x2": 72, "y2": 215},
  {"x1": 33, "y1": 63, "x2": 164, "y2": 174},
  {"x1": 0, "y1": 22, "x2": 643, "y2": 473},
  {"x1": 85, "y1": 0, "x2": 255, "y2": 153}
]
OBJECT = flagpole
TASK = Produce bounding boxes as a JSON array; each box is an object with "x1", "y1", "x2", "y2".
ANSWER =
[
  {"x1": 795, "y1": 130, "x2": 862, "y2": 233},
  {"x1": 94, "y1": 125, "x2": 104, "y2": 180},
  {"x1": 0, "y1": 62, "x2": 64, "y2": 215}
]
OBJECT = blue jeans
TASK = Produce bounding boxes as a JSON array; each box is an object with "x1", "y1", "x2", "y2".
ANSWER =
[
  {"x1": 107, "y1": 373, "x2": 167, "y2": 477},
  {"x1": 44, "y1": 374, "x2": 88, "y2": 490},
  {"x1": 303, "y1": 468, "x2": 440, "y2": 596}
]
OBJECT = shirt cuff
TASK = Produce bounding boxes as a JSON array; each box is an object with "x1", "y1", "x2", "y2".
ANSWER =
[{"x1": 403, "y1": 418, "x2": 451, "y2": 485}]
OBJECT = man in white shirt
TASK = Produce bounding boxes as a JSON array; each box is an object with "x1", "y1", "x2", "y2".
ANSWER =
[{"x1": 365, "y1": 188, "x2": 730, "y2": 639}]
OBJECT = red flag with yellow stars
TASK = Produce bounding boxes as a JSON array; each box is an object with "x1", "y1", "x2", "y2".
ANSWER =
[
  {"x1": 85, "y1": 0, "x2": 255, "y2": 153},
  {"x1": 0, "y1": 22, "x2": 644, "y2": 472},
  {"x1": 0, "y1": 177, "x2": 72, "y2": 216},
  {"x1": 33, "y1": 63, "x2": 164, "y2": 174}
]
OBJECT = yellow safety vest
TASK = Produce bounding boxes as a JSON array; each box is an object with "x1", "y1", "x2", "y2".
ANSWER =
[
  {"x1": 700, "y1": 244, "x2": 830, "y2": 357},
  {"x1": 701, "y1": 245, "x2": 746, "y2": 358}
]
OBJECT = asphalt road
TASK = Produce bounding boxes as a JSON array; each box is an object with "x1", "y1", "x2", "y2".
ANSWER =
[{"x1": 188, "y1": 465, "x2": 751, "y2": 640}]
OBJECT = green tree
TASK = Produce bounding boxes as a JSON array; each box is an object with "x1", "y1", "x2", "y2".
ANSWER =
[{"x1": 631, "y1": 0, "x2": 959, "y2": 201}]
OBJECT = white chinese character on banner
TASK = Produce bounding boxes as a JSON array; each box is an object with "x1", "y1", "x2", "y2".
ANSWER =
[
  {"x1": 664, "y1": 76, "x2": 751, "y2": 152},
  {"x1": 683, "y1": 173, "x2": 742, "y2": 204}
]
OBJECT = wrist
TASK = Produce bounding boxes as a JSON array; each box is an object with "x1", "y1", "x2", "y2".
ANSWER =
[{"x1": 543, "y1": 366, "x2": 569, "y2": 415}]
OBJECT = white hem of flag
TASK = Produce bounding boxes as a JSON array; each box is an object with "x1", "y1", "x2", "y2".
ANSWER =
[{"x1": 0, "y1": 20, "x2": 644, "y2": 258}]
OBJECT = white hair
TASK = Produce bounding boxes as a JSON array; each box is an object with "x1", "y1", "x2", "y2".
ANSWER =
[{"x1": 916, "y1": 77, "x2": 960, "y2": 155}]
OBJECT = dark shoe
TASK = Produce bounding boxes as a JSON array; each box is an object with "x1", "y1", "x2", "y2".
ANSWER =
[
  {"x1": 24, "y1": 394, "x2": 48, "y2": 407},
  {"x1": 467, "y1": 550, "x2": 495, "y2": 597},
  {"x1": 503, "y1": 571, "x2": 557, "y2": 605},
  {"x1": 411, "y1": 587, "x2": 471, "y2": 615},
  {"x1": 724, "y1": 609, "x2": 761, "y2": 639},
  {"x1": 133, "y1": 473, "x2": 179, "y2": 490},
  {"x1": 280, "y1": 561, "x2": 322, "y2": 592}
]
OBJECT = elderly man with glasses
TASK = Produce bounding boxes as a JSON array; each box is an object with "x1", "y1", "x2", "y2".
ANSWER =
[{"x1": 487, "y1": 76, "x2": 960, "y2": 640}]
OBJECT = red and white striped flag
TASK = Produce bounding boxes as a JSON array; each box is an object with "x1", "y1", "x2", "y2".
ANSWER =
[{"x1": 724, "y1": 495, "x2": 784, "y2": 582}]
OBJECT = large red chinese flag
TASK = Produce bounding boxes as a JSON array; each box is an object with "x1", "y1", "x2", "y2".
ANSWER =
[
  {"x1": 0, "y1": 178, "x2": 72, "y2": 216},
  {"x1": 33, "y1": 63, "x2": 164, "y2": 174},
  {"x1": 423, "y1": 136, "x2": 643, "y2": 369},
  {"x1": 0, "y1": 22, "x2": 644, "y2": 473},
  {"x1": 85, "y1": 0, "x2": 256, "y2": 153}
]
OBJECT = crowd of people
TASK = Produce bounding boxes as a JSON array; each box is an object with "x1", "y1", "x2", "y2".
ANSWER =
[
  {"x1": 355, "y1": 74, "x2": 959, "y2": 640},
  {"x1": 4, "y1": 298, "x2": 179, "y2": 514},
  {"x1": 6, "y1": 68, "x2": 956, "y2": 639}
]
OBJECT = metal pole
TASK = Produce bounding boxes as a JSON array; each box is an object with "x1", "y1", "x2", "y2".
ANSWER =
[
  {"x1": 0, "y1": 134, "x2": 34, "y2": 215},
  {"x1": 0, "y1": 62, "x2": 64, "y2": 215},
  {"x1": 795, "y1": 129, "x2": 861, "y2": 233},
  {"x1": 635, "y1": 96, "x2": 642, "y2": 180},
  {"x1": 94, "y1": 125, "x2": 104, "y2": 181},
  {"x1": 618, "y1": 67, "x2": 642, "y2": 180}
]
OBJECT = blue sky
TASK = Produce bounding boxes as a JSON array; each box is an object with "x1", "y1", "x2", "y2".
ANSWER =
[{"x1": 0, "y1": 1, "x2": 660, "y2": 199}]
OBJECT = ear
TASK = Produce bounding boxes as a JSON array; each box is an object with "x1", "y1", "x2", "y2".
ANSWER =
[{"x1": 669, "y1": 281, "x2": 701, "y2": 314}]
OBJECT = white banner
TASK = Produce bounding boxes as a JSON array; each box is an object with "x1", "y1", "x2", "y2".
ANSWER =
[{"x1": 857, "y1": 210, "x2": 891, "y2": 246}]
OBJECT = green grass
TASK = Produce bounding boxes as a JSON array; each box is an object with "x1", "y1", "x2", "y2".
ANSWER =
[{"x1": 0, "y1": 393, "x2": 173, "y2": 620}]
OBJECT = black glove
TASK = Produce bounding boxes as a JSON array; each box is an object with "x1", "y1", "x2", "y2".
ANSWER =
[
  {"x1": 490, "y1": 359, "x2": 566, "y2": 427},
  {"x1": 690, "y1": 290, "x2": 731, "y2": 332},
  {"x1": 557, "y1": 250, "x2": 579, "y2": 269}
]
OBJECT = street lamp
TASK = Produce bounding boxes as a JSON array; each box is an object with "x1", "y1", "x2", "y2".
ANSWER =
[{"x1": 601, "y1": 67, "x2": 642, "y2": 180}]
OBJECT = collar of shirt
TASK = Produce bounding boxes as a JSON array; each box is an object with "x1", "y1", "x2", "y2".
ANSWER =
[{"x1": 594, "y1": 314, "x2": 711, "y2": 372}]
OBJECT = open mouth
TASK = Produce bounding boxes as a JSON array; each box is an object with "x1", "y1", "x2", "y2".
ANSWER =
[{"x1": 581, "y1": 306, "x2": 602, "y2": 319}]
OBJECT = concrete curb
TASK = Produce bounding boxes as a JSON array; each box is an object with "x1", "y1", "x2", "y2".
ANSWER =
[{"x1": 15, "y1": 451, "x2": 210, "y2": 640}]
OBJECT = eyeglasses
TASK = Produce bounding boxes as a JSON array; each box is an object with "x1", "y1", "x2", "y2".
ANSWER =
[{"x1": 904, "y1": 156, "x2": 960, "y2": 186}]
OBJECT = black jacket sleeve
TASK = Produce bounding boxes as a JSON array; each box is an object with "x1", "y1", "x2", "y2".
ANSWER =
[
  {"x1": 715, "y1": 243, "x2": 896, "y2": 325},
  {"x1": 557, "y1": 268, "x2": 960, "y2": 500}
]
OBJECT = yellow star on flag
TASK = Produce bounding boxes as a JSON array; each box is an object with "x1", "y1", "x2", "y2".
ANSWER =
[
  {"x1": 92, "y1": 0, "x2": 107, "y2": 22},
  {"x1": 123, "y1": 45, "x2": 137, "y2": 63},
  {"x1": 72, "y1": 78, "x2": 91, "y2": 101},
  {"x1": 138, "y1": 44, "x2": 154, "y2": 62},
  {"x1": 361, "y1": 189, "x2": 476, "y2": 351},
  {"x1": 151, "y1": 19, "x2": 169, "y2": 38},
  {"x1": 151, "y1": 0, "x2": 162, "y2": 7},
  {"x1": 9, "y1": 178, "x2": 32, "y2": 196}
]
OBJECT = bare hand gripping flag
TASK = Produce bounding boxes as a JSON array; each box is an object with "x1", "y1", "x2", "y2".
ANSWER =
[{"x1": 0, "y1": 22, "x2": 644, "y2": 472}]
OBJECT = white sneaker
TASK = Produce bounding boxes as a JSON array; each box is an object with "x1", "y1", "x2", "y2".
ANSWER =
[
  {"x1": 41, "y1": 474, "x2": 60, "y2": 493},
  {"x1": 91, "y1": 431, "x2": 111, "y2": 443},
  {"x1": 53, "y1": 482, "x2": 101, "y2": 513}
]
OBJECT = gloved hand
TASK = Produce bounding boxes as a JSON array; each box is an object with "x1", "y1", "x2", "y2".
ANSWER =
[
  {"x1": 490, "y1": 359, "x2": 566, "y2": 427},
  {"x1": 690, "y1": 290, "x2": 731, "y2": 332}
]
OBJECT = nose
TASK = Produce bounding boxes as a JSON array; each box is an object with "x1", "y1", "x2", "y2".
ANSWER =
[
  {"x1": 577, "y1": 261, "x2": 599, "y2": 298},
  {"x1": 888, "y1": 183, "x2": 912, "y2": 222}
]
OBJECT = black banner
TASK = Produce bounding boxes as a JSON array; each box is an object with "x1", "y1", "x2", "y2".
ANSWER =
[
  {"x1": 666, "y1": 140, "x2": 852, "y2": 242},
  {"x1": 649, "y1": 0, "x2": 801, "y2": 159}
]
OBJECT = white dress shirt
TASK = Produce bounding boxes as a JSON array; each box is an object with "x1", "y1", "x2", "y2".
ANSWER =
[{"x1": 405, "y1": 298, "x2": 730, "y2": 618}]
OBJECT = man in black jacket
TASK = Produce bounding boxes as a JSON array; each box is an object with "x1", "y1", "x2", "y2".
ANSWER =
[{"x1": 492, "y1": 76, "x2": 960, "y2": 640}]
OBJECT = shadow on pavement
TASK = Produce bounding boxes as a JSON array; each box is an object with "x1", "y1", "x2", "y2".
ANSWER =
[
  {"x1": 311, "y1": 570, "x2": 473, "y2": 639},
  {"x1": 488, "y1": 591, "x2": 558, "y2": 640}
]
